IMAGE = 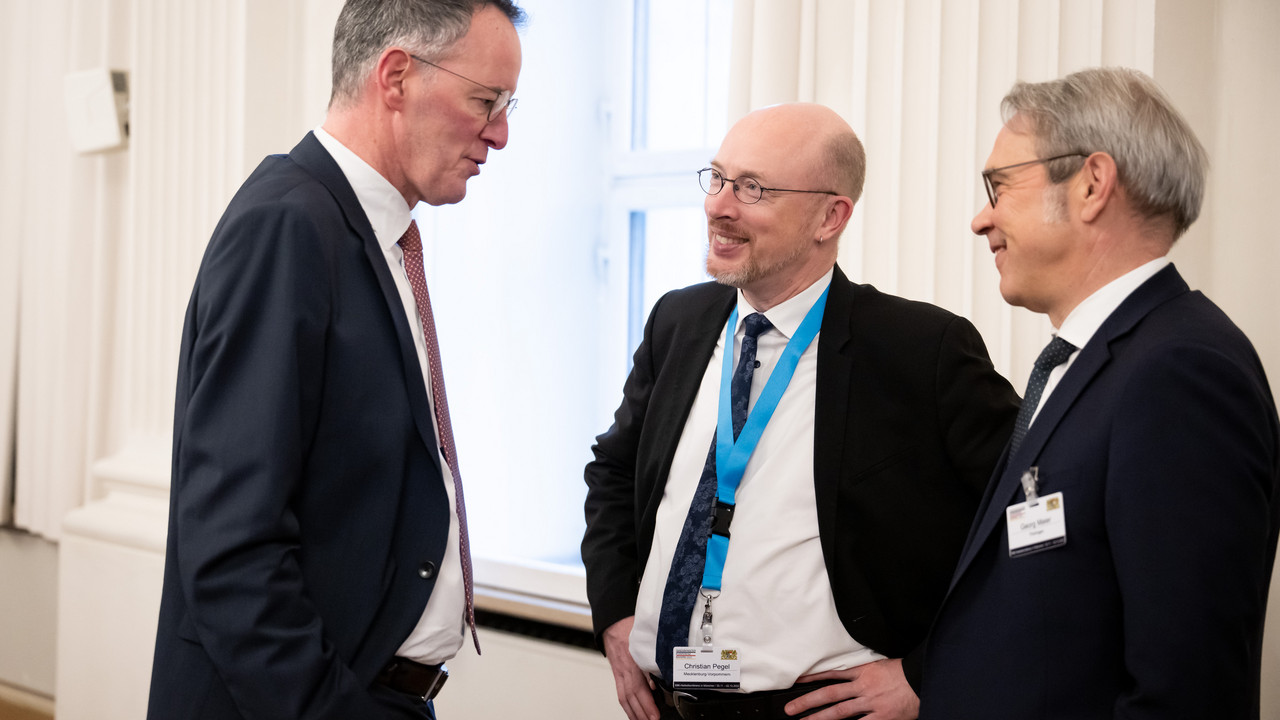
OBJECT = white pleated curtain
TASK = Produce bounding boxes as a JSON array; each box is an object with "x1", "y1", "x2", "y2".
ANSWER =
[
  {"x1": 0, "y1": 0, "x2": 104, "y2": 538},
  {"x1": 0, "y1": 3, "x2": 23, "y2": 528},
  {"x1": 0, "y1": 0, "x2": 306, "y2": 540}
]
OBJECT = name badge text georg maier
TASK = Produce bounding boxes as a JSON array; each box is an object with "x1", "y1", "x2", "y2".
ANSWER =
[{"x1": 1006, "y1": 491, "x2": 1067, "y2": 558}]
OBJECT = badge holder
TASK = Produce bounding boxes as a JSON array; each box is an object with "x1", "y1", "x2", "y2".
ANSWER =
[
  {"x1": 1006, "y1": 467, "x2": 1067, "y2": 558},
  {"x1": 672, "y1": 588, "x2": 741, "y2": 690}
]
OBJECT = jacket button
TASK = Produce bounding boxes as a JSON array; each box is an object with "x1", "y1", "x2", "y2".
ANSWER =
[{"x1": 417, "y1": 562, "x2": 437, "y2": 580}]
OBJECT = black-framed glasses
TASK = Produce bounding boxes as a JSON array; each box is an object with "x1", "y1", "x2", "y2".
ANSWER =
[
  {"x1": 698, "y1": 168, "x2": 837, "y2": 205},
  {"x1": 981, "y1": 152, "x2": 1088, "y2": 207},
  {"x1": 409, "y1": 54, "x2": 516, "y2": 122}
]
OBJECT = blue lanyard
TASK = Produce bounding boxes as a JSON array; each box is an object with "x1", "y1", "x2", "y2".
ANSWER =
[{"x1": 700, "y1": 285, "x2": 829, "y2": 591}]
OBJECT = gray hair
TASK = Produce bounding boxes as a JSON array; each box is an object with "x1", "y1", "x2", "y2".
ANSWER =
[
  {"x1": 1002, "y1": 66, "x2": 1208, "y2": 239},
  {"x1": 329, "y1": 0, "x2": 525, "y2": 109}
]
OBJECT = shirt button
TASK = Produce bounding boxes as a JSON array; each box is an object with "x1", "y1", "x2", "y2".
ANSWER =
[{"x1": 418, "y1": 562, "x2": 437, "y2": 580}]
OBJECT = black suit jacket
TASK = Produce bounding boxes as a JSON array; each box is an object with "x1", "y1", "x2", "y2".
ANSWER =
[
  {"x1": 921, "y1": 265, "x2": 1280, "y2": 719},
  {"x1": 148, "y1": 133, "x2": 449, "y2": 719},
  {"x1": 582, "y1": 266, "x2": 1020, "y2": 688}
]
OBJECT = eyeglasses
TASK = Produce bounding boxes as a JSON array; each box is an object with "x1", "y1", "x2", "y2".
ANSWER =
[
  {"x1": 698, "y1": 168, "x2": 837, "y2": 205},
  {"x1": 981, "y1": 153, "x2": 1088, "y2": 207},
  {"x1": 409, "y1": 54, "x2": 517, "y2": 122}
]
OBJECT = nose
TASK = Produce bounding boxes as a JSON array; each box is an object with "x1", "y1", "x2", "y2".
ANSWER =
[
  {"x1": 704, "y1": 182, "x2": 738, "y2": 220},
  {"x1": 971, "y1": 201, "x2": 994, "y2": 236},
  {"x1": 481, "y1": 112, "x2": 509, "y2": 150}
]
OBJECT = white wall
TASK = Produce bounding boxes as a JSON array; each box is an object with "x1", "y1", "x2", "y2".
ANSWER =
[
  {"x1": 1, "y1": 1, "x2": 1278, "y2": 718},
  {"x1": 436, "y1": 630, "x2": 625, "y2": 720},
  {"x1": 0, "y1": 531, "x2": 57, "y2": 698}
]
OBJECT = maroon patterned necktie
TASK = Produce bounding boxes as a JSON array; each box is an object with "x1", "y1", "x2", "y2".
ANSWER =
[{"x1": 397, "y1": 219, "x2": 480, "y2": 654}]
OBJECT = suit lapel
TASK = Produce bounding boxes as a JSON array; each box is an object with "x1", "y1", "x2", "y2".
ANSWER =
[
  {"x1": 289, "y1": 132, "x2": 444, "y2": 473},
  {"x1": 950, "y1": 265, "x2": 1191, "y2": 584},
  {"x1": 814, "y1": 266, "x2": 855, "y2": 561},
  {"x1": 648, "y1": 289, "x2": 736, "y2": 485}
]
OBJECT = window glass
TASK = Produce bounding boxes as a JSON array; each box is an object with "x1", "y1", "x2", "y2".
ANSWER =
[
  {"x1": 637, "y1": 207, "x2": 713, "y2": 326},
  {"x1": 412, "y1": 0, "x2": 732, "y2": 610},
  {"x1": 636, "y1": 0, "x2": 733, "y2": 151}
]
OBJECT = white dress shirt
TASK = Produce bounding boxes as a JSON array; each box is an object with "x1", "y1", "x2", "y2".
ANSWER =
[
  {"x1": 1031, "y1": 256, "x2": 1172, "y2": 426},
  {"x1": 630, "y1": 268, "x2": 884, "y2": 692},
  {"x1": 313, "y1": 127, "x2": 466, "y2": 664}
]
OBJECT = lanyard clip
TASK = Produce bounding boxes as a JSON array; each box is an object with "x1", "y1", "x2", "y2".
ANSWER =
[
  {"x1": 699, "y1": 590, "x2": 718, "y2": 648},
  {"x1": 1020, "y1": 467, "x2": 1040, "y2": 506},
  {"x1": 710, "y1": 499, "x2": 735, "y2": 539}
]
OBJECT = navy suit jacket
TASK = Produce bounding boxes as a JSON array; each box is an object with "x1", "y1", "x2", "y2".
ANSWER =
[
  {"x1": 582, "y1": 267, "x2": 1020, "y2": 689},
  {"x1": 148, "y1": 133, "x2": 450, "y2": 719},
  {"x1": 921, "y1": 265, "x2": 1280, "y2": 719}
]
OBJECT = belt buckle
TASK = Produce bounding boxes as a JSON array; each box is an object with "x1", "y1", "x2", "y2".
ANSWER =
[
  {"x1": 671, "y1": 690, "x2": 698, "y2": 719},
  {"x1": 420, "y1": 664, "x2": 448, "y2": 701}
]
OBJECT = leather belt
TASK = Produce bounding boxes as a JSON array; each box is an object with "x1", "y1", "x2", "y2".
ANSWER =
[
  {"x1": 651, "y1": 676, "x2": 844, "y2": 720},
  {"x1": 374, "y1": 657, "x2": 449, "y2": 701}
]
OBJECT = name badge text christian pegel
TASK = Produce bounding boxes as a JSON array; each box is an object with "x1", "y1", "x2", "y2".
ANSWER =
[{"x1": 673, "y1": 646, "x2": 741, "y2": 690}]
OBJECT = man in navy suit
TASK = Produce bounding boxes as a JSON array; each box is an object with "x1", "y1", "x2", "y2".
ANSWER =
[
  {"x1": 921, "y1": 67, "x2": 1280, "y2": 719},
  {"x1": 146, "y1": 2, "x2": 523, "y2": 718},
  {"x1": 582, "y1": 103, "x2": 1019, "y2": 720}
]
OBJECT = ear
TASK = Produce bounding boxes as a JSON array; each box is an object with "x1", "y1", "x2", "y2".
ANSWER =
[
  {"x1": 374, "y1": 47, "x2": 415, "y2": 112},
  {"x1": 816, "y1": 195, "x2": 855, "y2": 242},
  {"x1": 1078, "y1": 152, "x2": 1119, "y2": 223}
]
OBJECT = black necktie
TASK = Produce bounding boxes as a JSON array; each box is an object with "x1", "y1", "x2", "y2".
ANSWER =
[
  {"x1": 654, "y1": 312, "x2": 772, "y2": 683},
  {"x1": 1008, "y1": 336, "x2": 1077, "y2": 458}
]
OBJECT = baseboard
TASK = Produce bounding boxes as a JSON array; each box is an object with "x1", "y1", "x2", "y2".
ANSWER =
[{"x1": 0, "y1": 681, "x2": 53, "y2": 719}]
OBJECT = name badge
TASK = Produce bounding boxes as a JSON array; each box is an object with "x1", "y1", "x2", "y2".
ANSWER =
[
  {"x1": 1006, "y1": 491, "x2": 1067, "y2": 558},
  {"x1": 672, "y1": 646, "x2": 741, "y2": 690}
]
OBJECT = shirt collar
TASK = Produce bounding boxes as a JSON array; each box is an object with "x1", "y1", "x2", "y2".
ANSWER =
[
  {"x1": 313, "y1": 126, "x2": 414, "y2": 251},
  {"x1": 735, "y1": 267, "x2": 835, "y2": 339},
  {"x1": 1056, "y1": 256, "x2": 1171, "y2": 348}
]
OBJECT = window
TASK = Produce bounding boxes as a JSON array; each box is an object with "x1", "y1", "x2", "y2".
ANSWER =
[
  {"x1": 413, "y1": 0, "x2": 733, "y2": 623},
  {"x1": 619, "y1": 0, "x2": 733, "y2": 350}
]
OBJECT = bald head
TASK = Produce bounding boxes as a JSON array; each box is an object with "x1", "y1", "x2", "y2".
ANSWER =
[
  {"x1": 726, "y1": 103, "x2": 866, "y2": 206},
  {"x1": 704, "y1": 103, "x2": 862, "y2": 310}
]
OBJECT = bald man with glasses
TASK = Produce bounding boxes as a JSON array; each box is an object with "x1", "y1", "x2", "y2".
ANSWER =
[{"x1": 582, "y1": 102, "x2": 1019, "y2": 720}]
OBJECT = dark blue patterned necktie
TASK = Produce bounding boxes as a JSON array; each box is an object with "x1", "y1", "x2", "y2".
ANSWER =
[
  {"x1": 1008, "y1": 336, "x2": 1077, "y2": 458},
  {"x1": 655, "y1": 312, "x2": 772, "y2": 683}
]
